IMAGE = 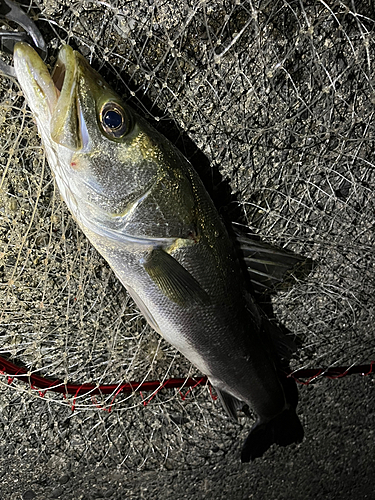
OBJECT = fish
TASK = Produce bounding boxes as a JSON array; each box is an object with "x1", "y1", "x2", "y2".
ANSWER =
[{"x1": 13, "y1": 42, "x2": 307, "y2": 461}]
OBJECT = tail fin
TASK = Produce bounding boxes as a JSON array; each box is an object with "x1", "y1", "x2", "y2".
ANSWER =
[{"x1": 241, "y1": 407, "x2": 304, "y2": 462}]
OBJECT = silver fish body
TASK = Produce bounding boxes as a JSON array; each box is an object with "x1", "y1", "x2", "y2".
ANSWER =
[{"x1": 14, "y1": 42, "x2": 303, "y2": 461}]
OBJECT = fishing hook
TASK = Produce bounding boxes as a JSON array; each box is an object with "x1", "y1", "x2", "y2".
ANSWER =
[{"x1": 0, "y1": 0, "x2": 47, "y2": 77}]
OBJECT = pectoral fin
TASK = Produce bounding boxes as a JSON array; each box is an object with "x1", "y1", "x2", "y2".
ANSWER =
[{"x1": 142, "y1": 248, "x2": 210, "y2": 306}]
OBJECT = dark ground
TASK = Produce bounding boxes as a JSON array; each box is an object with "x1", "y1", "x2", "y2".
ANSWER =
[{"x1": 0, "y1": 374, "x2": 374, "y2": 499}]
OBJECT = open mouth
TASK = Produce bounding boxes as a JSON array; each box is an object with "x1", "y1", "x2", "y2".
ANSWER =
[
  {"x1": 13, "y1": 43, "x2": 89, "y2": 151},
  {"x1": 51, "y1": 44, "x2": 76, "y2": 104},
  {"x1": 51, "y1": 55, "x2": 66, "y2": 95},
  {"x1": 14, "y1": 42, "x2": 77, "y2": 117},
  {"x1": 47, "y1": 45, "x2": 83, "y2": 150}
]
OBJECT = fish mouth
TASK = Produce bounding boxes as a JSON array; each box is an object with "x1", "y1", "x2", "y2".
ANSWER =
[
  {"x1": 14, "y1": 41, "x2": 59, "y2": 114},
  {"x1": 49, "y1": 44, "x2": 86, "y2": 150},
  {"x1": 14, "y1": 42, "x2": 86, "y2": 151},
  {"x1": 51, "y1": 50, "x2": 68, "y2": 95}
]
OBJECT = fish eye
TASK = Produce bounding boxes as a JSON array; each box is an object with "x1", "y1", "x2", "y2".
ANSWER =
[{"x1": 100, "y1": 102, "x2": 131, "y2": 139}]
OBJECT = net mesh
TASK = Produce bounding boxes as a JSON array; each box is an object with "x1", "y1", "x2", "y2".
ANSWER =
[{"x1": 0, "y1": 0, "x2": 374, "y2": 479}]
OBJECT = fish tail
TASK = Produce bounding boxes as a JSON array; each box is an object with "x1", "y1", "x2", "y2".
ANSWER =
[{"x1": 241, "y1": 406, "x2": 304, "y2": 462}]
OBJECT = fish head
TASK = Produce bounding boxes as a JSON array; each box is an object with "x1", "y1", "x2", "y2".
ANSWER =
[{"x1": 13, "y1": 43, "x2": 163, "y2": 236}]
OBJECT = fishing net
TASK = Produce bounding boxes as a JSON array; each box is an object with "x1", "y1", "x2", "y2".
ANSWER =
[{"x1": 0, "y1": 0, "x2": 374, "y2": 495}]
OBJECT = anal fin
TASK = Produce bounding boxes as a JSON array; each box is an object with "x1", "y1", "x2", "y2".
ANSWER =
[{"x1": 215, "y1": 387, "x2": 244, "y2": 422}]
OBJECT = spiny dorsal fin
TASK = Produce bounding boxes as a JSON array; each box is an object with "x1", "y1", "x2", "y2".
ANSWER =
[{"x1": 234, "y1": 228, "x2": 314, "y2": 295}]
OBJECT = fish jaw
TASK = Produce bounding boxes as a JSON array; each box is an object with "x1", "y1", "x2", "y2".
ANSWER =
[
  {"x1": 14, "y1": 43, "x2": 84, "y2": 223},
  {"x1": 13, "y1": 42, "x2": 89, "y2": 152},
  {"x1": 13, "y1": 42, "x2": 59, "y2": 125}
]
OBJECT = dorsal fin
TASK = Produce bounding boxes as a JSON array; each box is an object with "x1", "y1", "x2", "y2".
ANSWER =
[{"x1": 234, "y1": 227, "x2": 314, "y2": 295}]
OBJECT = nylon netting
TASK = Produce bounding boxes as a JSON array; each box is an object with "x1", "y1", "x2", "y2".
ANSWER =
[{"x1": 0, "y1": 0, "x2": 374, "y2": 474}]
